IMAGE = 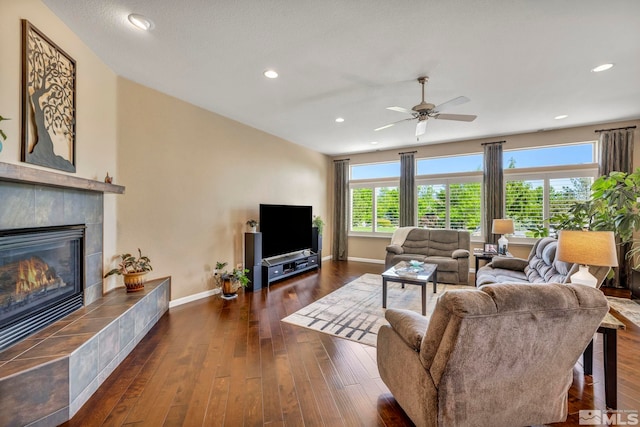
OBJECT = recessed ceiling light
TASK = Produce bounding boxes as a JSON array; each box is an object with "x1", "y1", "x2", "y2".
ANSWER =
[
  {"x1": 591, "y1": 63, "x2": 614, "y2": 73},
  {"x1": 127, "y1": 13, "x2": 153, "y2": 31},
  {"x1": 335, "y1": 117, "x2": 344, "y2": 123},
  {"x1": 263, "y1": 70, "x2": 278, "y2": 79},
  {"x1": 554, "y1": 114, "x2": 568, "y2": 120},
  {"x1": 370, "y1": 141, "x2": 379, "y2": 145}
]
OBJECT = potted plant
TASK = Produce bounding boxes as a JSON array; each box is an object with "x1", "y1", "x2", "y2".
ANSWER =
[
  {"x1": 312, "y1": 215, "x2": 324, "y2": 236},
  {"x1": 246, "y1": 219, "x2": 258, "y2": 232},
  {"x1": 104, "y1": 248, "x2": 153, "y2": 292},
  {"x1": 214, "y1": 262, "x2": 250, "y2": 299}
]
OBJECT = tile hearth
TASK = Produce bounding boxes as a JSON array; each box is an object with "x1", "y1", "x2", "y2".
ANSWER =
[{"x1": 0, "y1": 277, "x2": 170, "y2": 427}]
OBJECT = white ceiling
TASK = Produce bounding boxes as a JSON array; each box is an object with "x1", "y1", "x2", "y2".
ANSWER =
[{"x1": 42, "y1": 0, "x2": 640, "y2": 156}]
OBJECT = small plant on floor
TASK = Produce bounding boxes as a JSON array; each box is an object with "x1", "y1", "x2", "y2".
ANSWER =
[{"x1": 214, "y1": 261, "x2": 250, "y2": 297}]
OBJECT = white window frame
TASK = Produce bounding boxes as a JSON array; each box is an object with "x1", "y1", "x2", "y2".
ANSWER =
[
  {"x1": 504, "y1": 164, "x2": 598, "y2": 244},
  {"x1": 416, "y1": 171, "x2": 484, "y2": 239},
  {"x1": 349, "y1": 178, "x2": 400, "y2": 237}
]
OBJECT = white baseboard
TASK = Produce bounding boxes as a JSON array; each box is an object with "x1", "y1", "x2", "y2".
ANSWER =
[
  {"x1": 347, "y1": 256, "x2": 385, "y2": 264},
  {"x1": 169, "y1": 288, "x2": 220, "y2": 308}
]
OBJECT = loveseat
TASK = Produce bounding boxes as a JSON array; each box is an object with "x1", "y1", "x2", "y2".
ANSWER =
[
  {"x1": 377, "y1": 283, "x2": 609, "y2": 426},
  {"x1": 385, "y1": 227, "x2": 470, "y2": 285},
  {"x1": 476, "y1": 237, "x2": 610, "y2": 287}
]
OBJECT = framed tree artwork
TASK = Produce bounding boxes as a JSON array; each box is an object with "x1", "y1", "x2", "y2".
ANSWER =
[{"x1": 21, "y1": 20, "x2": 76, "y2": 173}]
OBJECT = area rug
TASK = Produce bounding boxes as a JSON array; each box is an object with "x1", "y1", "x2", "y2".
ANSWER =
[
  {"x1": 281, "y1": 273, "x2": 468, "y2": 347},
  {"x1": 607, "y1": 296, "x2": 640, "y2": 328}
]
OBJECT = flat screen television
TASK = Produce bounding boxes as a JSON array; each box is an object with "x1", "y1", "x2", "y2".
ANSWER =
[{"x1": 260, "y1": 204, "x2": 312, "y2": 259}]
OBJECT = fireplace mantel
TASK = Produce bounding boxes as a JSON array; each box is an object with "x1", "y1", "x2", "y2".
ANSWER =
[{"x1": 0, "y1": 161, "x2": 125, "y2": 194}]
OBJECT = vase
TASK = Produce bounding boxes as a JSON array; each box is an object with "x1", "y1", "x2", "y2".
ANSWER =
[
  {"x1": 123, "y1": 271, "x2": 147, "y2": 292},
  {"x1": 221, "y1": 278, "x2": 238, "y2": 300}
]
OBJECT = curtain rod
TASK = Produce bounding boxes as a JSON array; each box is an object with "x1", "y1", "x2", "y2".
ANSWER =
[
  {"x1": 333, "y1": 158, "x2": 350, "y2": 162},
  {"x1": 481, "y1": 140, "x2": 506, "y2": 146},
  {"x1": 398, "y1": 150, "x2": 417, "y2": 155},
  {"x1": 594, "y1": 125, "x2": 637, "y2": 133}
]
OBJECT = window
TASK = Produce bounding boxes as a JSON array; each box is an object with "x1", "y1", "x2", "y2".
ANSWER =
[
  {"x1": 347, "y1": 143, "x2": 596, "y2": 239},
  {"x1": 417, "y1": 153, "x2": 483, "y2": 175},
  {"x1": 505, "y1": 174, "x2": 594, "y2": 237},
  {"x1": 505, "y1": 178, "x2": 544, "y2": 237},
  {"x1": 349, "y1": 162, "x2": 400, "y2": 235},
  {"x1": 504, "y1": 143, "x2": 594, "y2": 169},
  {"x1": 349, "y1": 185, "x2": 400, "y2": 233},
  {"x1": 351, "y1": 162, "x2": 400, "y2": 180},
  {"x1": 416, "y1": 154, "x2": 483, "y2": 236},
  {"x1": 504, "y1": 142, "x2": 597, "y2": 238},
  {"x1": 417, "y1": 180, "x2": 482, "y2": 235}
]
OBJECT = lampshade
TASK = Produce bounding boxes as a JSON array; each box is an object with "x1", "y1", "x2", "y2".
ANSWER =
[
  {"x1": 556, "y1": 230, "x2": 618, "y2": 267},
  {"x1": 492, "y1": 219, "x2": 514, "y2": 235}
]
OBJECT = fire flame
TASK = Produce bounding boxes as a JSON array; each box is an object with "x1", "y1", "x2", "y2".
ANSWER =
[{"x1": 16, "y1": 257, "x2": 58, "y2": 293}]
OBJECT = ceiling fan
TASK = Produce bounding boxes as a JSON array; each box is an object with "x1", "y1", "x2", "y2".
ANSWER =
[{"x1": 375, "y1": 76, "x2": 477, "y2": 137}]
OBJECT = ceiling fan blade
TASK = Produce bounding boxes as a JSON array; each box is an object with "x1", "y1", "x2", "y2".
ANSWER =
[
  {"x1": 374, "y1": 123, "x2": 395, "y2": 131},
  {"x1": 433, "y1": 96, "x2": 470, "y2": 113},
  {"x1": 386, "y1": 106, "x2": 415, "y2": 115},
  {"x1": 416, "y1": 120, "x2": 428, "y2": 136},
  {"x1": 434, "y1": 113, "x2": 477, "y2": 122},
  {"x1": 374, "y1": 117, "x2": 415, "y2": 132}
]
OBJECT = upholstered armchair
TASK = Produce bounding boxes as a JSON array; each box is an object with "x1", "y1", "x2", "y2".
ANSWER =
[
  {"x1": 385, "y1": 228, "x2": 470, "y2": 285},
  {"x1": 377, "y1": 283, "x2": 609, "y2": 427}
]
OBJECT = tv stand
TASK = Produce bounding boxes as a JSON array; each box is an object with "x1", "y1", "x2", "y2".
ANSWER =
[{"x1": 262, "y1": 250, "x2": 319, "y2": 285}]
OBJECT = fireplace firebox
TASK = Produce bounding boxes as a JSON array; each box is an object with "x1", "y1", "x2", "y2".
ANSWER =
[{"x1": 0, "y1": 225, "x2": 84, "y2": 350}]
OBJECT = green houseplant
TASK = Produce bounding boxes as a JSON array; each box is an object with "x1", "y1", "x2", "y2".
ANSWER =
[
  {"x1": 312, "y1": 215, "x2": 324, "y2": 235},
  {"x1": 214, "y1": 261, "x2": 250, "y2": 299},
  {"x1": 104, "y1": 248, "x2": 153, "y2": 292},
  {"x1": 542, "y1": 169, "x2": 640, "y2": 287}
]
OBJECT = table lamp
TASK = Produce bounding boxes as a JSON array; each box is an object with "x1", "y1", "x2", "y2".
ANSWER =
[
  {"x1": 556, "y1": 230, "x2": 618, "y2": 287},
  {"x1": 492, "y1": 219, "x2": 514, "y2": 255}
]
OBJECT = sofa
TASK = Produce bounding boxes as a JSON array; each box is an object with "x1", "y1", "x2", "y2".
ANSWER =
[
  {"x1": 476, "y1": 236, "x2": 610, "y2": 288},
  {"x1": 385, "y1": 227, "x2": 470, "y2": 285},
  {"x1": 377, "y1": 282, "x2": 609, "y2": 427}
]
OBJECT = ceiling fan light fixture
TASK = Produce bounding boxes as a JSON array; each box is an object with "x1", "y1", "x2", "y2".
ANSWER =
[
  {"x1": 591, "y1": 63, "x2": 614, "y2": 73},
  {"x1": 416, "y1": 120, "x2": 427, "y2": 136},
  {"x1": 263, "y1": 69, "x2": 278, "y2": 79},
  {"x1": 127, "y1": 13, "x2": 153, "y2": 31}
]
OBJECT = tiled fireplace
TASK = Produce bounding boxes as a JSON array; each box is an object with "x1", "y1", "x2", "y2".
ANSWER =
[
  {"x1": 0, "y1": 164, "x2": 170, "y2": 427},
  {"x1": 0, "y1": 225, "x2": 85, "y2": 350}
]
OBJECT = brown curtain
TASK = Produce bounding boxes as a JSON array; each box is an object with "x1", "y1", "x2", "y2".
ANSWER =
[
  {"x1": 483, "y1": 142, "x2": 505, "y2": 245},
  {"x1": 599, "y1": 128, "x2": 635, "y2": 288},
  {"x1": 332, "y1": 159, "x2": 349, "y2": 261},
  {"x1": 399, "y1": 151, "x2": 416, "y2": 227}
]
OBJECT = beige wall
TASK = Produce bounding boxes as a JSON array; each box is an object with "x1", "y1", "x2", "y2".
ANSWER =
[
  {"x1": 115, "y1": 78, "x2": 331, "y2": 300},
  {"x1": 0, "y1": 0, "x2": 119, "y2": 280},
  {"x1": 341, "y1": 120, "x2": 640, "y2": 263}
]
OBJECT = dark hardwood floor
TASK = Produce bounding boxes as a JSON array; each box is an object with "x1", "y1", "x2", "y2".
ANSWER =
[{"x1": 62, "y1": 261, "x2": 640, "y2": 427}]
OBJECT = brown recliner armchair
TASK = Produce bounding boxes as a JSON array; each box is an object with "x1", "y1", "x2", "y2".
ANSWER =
[{"x1": 377, "y1": 283, "x2": 608, "y2": 427}]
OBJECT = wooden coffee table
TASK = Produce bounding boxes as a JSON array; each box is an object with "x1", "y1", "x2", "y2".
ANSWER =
[{"x1": 381, "y1": 261, "x2": 438, "y2": 315}]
